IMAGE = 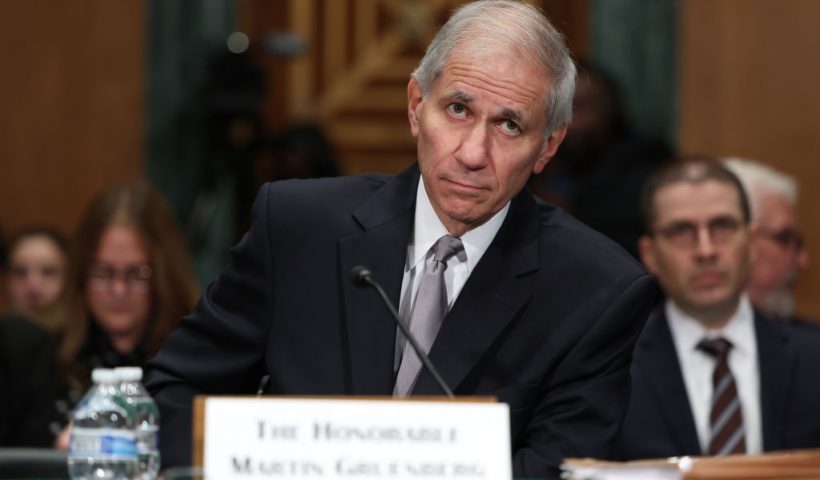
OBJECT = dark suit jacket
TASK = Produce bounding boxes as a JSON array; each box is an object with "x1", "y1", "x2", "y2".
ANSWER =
[
  {"x1": 146, "y1": 165, "x2": 658, "y2": 478},
  {"x1": 0, "y1": 315, "x2": 60, "y2": 447},
  {"x1": 618, "y1": 306, "x2": 820, "y2": 460}
]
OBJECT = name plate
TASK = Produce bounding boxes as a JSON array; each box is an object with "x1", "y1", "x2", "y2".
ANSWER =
[{"x1": 202, "y1": 397, "x2": 511, "y2": 479}]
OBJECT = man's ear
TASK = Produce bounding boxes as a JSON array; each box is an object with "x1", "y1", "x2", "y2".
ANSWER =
[
  {"x1": 533, "y1": 126, "x2": 568, "y2": 174},
  {"x1": 407, "y1": 78, "x2": 424, "y2": 137},
  {"x1": 638, "y1": 235, "x2": 658, "y2": 273}
]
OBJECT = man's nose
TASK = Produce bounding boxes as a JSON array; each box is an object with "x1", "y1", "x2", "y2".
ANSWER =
[
  {"x1": 694, "y1": 226, "x2": 718, "y2": 259},
  {"x1": 24, "y1": 273, "x2": 42, "y2": 289},
  {"x1": 456, "y1": 124, "x2": 490, "y2": 169}
]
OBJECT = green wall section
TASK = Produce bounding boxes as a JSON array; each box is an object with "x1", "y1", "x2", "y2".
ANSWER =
[
  {"x1": 146, "y1": 0, "x2": 236, "y2": 286},
  {"x1": 590, "y1": 0, "x2": 678, "y2": 147}
]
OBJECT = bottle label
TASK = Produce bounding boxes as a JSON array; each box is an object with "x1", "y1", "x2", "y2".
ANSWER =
[
  {"x1": 137, "y1": 425, "x2": 159, "y2": 453},
  {"x1": 69, "y1": 428, "x2": 138, "y2": 459}
]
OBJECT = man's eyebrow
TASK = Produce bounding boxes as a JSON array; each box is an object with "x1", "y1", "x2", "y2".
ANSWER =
[
  {"x1": 501, "y1": 108, "x2": 523, "y2": 123},
  {"x1": 445, "y1": 90, "x2": 473, "y2": 103}
]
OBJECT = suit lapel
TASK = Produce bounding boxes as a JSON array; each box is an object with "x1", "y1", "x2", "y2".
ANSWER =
[
  {"x1": 339, "y1": 167, "x2": 418, "y2": 395},
  {"x1": 755, "y1": 312, "x2": 794, "y2": 451},
  {"x1": 637, "y1": 309, "x2": 702, "y2": 454},
  {"x1": 413, "y1": 190, "x2": 539, "y2": 395}
]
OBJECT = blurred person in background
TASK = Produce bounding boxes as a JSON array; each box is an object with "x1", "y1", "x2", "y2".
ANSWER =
[
  {"x1": 53, "y1": 182, "x2": 199, "y2": 447},
  {"x1": 237, "y1": 122, "x2": 341, "y2": 235},
  {"x1": 724, "y1": 158, "x2": 811, "y2": 322},
  {"x1": 619, "y1": 156, "x2": 820, "y2": 459},
  {"x1": 4, "y1": 228, "x2": 69, "y2": 337},
  {"x1": 528, "y1": 59, "x2": 672, "y2": 258},
  {"x1": 260, "y1": 123, "x2": 340, "y2": 182}
]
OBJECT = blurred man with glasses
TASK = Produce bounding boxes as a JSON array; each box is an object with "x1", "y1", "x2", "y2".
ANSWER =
[
  {"x1": 617, "y1": 156, "x2": 820, "y2": 460},
  {"x1": 724, "y1": 158, "x2": 810, "y2": 322}
]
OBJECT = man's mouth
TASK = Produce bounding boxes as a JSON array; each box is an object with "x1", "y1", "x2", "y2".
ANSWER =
[
  {"x1": 691, "y1": 270, "x2": 725, "y2": 286},
  {"x1": 442, "y1": 177, "x2": 487, "y2": 193}
]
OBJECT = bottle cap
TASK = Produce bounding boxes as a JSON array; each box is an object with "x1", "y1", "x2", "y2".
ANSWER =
[
  {"x1": 91, "y1": 368, "x2": 117, "y2": 384},
  {"x1": 115, "y1": 366, "x2": 143, "y2": 382}
]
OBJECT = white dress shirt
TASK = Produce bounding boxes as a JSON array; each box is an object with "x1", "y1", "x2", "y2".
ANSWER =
[
  {"x1": 397, "y1": 177, "x2": 508, "y2": 335},
  {"x1": 666, "y1": 295, "x2": 762, "y2": 454}
]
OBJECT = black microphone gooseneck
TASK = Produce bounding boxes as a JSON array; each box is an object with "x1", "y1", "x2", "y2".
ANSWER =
[{"x1": 350, "y1": 266, "x2": 455, "y2": 399}]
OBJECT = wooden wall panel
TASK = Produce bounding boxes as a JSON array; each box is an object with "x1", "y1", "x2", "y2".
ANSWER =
[
  {"x1": 245, "y1": 0, "x2": 588, "y2": 176},
  {"x1": 0, "y1": 1, "x2": 144, "y2": 238},
  {"x1": 680, "y1": 0, "x2": 820, "y2": 318}
]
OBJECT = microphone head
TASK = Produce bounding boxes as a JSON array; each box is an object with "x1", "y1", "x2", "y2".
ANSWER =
[{"x1": 349, "y1": 265, "x2": 373, "y2": 287}]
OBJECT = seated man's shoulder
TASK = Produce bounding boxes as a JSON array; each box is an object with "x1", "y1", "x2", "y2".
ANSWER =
[
  {"x1": 535, "y1": 200, "x2": 647, "y2": 278},
  {"x1": 756, "y1": 313, "x2": 820, "y2": 373},
  {"x1": 264, "y1": 172, "x2": 390, "y2": 199},
  {"x1": 786, "y1": 315, "x2": 820, "y2": 332},
  {"x1": 781, "y1": 316, "x2": 820, "y2": 353},
  {"x1": 0, "y1": 314, "x2": 49, "y2": 357},
  {"x1": 762, "y1": 314, "x2": 820, "y2": 440},
  {"x1": 257, "y1": 173, "x2": 395, "y2": 219}
]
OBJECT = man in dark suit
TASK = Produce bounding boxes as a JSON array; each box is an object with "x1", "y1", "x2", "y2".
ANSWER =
[
  {"x1": 619, "y1": 156, "x2": 820, "y2": 460},
  {"x1": 146, "y1": 1, "x2": 658, "y2": 477}
]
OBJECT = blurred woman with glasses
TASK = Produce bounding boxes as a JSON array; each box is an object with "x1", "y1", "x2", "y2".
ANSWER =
[{"x1": 53, "y1": 182, "x2": 199, "y2": 446}]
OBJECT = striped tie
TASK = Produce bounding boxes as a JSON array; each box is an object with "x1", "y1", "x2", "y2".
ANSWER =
[{"x1": 697, "y1": 337, "x2": 747, "y2": 456}]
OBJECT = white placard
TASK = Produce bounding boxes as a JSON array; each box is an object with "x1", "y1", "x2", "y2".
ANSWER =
[{"x1": 203, "y1": 397, "x2": 511, "y2": 480}]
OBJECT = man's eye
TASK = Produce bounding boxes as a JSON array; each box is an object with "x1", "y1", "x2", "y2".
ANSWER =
[
  {"x1": 447, "y1": 103, "x2": 467, "y2": 117},
  {"x1": 10, "y1": 267, "x2": 28, "y2": 278},
  {"x1": 668, "y1": 225, "x2": 693, "y2": 239},
  {"x1": 660, "y1": 223, "x2": 695, "y2": 242},
  {"x1": 710, "y1": 217, "x2": 739, "y2": 233},
  {"x1": 500, "y1": 119, "x2": 521, "y2": 134}
]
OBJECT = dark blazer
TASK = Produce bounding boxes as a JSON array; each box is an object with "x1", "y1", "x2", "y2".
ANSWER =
[
  {"x1": 0, "y1": 315, "x2": 60, "y2": 447},
  {"x1": 618, "y1": 306, "x2": 820, "y2": 460},
  {"x1": 146, "y1": 165, "x2": 658, "y2": 478}
]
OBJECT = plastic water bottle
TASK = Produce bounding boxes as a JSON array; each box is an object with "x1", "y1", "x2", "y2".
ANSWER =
[
  {"x1": 68, "y1": 368, "x2": 138, "y2": 480},
  {"x1": 117, "y1": 367, "x2": 161, "y2": 480}
]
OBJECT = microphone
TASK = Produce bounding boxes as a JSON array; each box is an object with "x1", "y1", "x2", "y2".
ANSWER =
[
  {"x1": 256, "y1": 374, "x2": 270, "y2": 397},
  {"x1": 349, "y1": 265, "x2": 454, "y2": 398},
  {"x1": 349, "y1": 265, "x2": 374, "y2": 288}
]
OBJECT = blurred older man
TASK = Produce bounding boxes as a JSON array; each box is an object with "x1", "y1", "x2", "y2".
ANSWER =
[{"x1": 724, "y1": 158, "x2": 809, "y2": 321}]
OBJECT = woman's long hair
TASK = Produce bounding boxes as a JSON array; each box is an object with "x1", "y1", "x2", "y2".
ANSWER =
[{"x1": 57, "y1": 182, "x2": 199, "y2": 389}]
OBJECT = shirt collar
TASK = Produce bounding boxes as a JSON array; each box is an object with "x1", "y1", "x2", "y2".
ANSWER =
[
  {"x1": 407, "y1": 177, "x2": 509, "y2": 272},
  {"x1": 666, "y1": 294, "x2": 757, "y2": 357}
]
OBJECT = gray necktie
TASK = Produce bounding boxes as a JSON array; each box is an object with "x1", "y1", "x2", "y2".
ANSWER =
[{"x1": 394, "y1": 234, "x2": 465, "y2": 397}]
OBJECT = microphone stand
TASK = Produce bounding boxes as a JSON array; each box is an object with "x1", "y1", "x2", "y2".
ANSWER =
[{"x1": 352, "y1": 267, "x2": 455, "y2": 399}]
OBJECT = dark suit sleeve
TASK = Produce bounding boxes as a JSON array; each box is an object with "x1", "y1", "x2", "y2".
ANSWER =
[
  {"x1": 777, "y1": 320, "x2": 820, "y2": 450},
  {"x1": 512, "y1": 273, "x2": 658, "y2": 478},
  {"x1": 145, "y1": 185, "x2": 275, "y2": 468},
  {"x1": 0, "y1": 315, "x2": 60, "y2": 447}
]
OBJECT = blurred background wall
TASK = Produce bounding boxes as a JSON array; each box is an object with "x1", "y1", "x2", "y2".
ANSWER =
[
  {"x1": 679, "y1": 0, "x2": 820, "y2": 317},
  {"x1": 1, "y1": 0, "x2": 819, "y2": 319},
  {"x1": 0, "y1": 0, "x2": 144, "y2": 237}
]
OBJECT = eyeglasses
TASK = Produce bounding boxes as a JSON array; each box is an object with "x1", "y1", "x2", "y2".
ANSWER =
[
  {"x1": 756, "y1": 226, "x2": 804, "y2": 252},
  {"x1": 87, "y1": 263, "x2": 153, "y2": 294},
  {"x1": 652, "y1": 216, "x2": 744, "y2": 249}
]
